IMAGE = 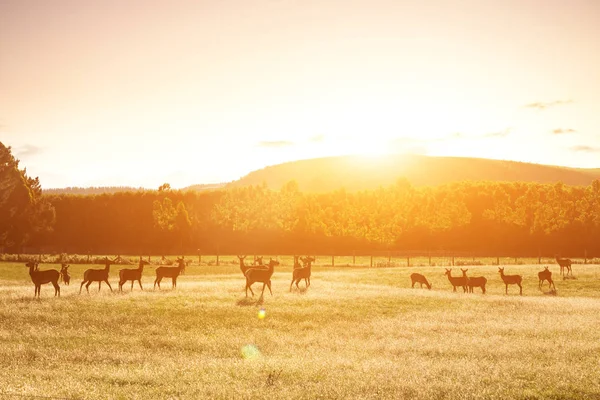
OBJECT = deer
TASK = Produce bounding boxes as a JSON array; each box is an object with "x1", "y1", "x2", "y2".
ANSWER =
[
  {"x1": 444, "y1": 269, "x2": 467, "y2": 292},
  {"x1": 119, "y1": 256, "x2": 149, "y2": 292},
  {"x1": 538, "y1": 266, "x2": 555, "y2": 290},
  {"x1": 80, "y1": 256, "x2": 117, "y2": 294},
  {"x1": 25, "y1": 262, "x2": 60, "y2": 298},
  {"x1": 498, "y1": 267, "x2": 522, "y2": 295},
  {"x1": 60, "y1": 264, "x2": 70, "y2": 285},
  {"x1": 254, "y1": 256, "x2": 264, "y2": 266},
  {"x1": 154, "y1": 256, "x2": 186, "y2": 289},
  {"x1": 245, "y1": 258, "x2": 279, "y2": 298},
  {"x1": 290, "y1": 256, "x2": 314, "y2": 291},
  {"x1": 555, "y1": 256, "x2": 572, "y2": 277},
  {"x1": 460, "y1": 269, "x2": 487, "y2": 294},
  {"x1": 410, "y1": 273, "x2": 431, "y2": 290}
]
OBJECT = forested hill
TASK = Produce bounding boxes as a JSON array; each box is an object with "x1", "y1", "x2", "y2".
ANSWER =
[
  {"x1": 227, "y1": 155, "x2": 600, "y2": 192},
  {"x1": 43, "y1": 183, "x2": 226, "y2": 195}
]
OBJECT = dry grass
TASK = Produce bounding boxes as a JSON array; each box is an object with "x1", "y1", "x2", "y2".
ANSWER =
[{"x1": 1, "y1": 262, "x2": 600, "y2": 399}]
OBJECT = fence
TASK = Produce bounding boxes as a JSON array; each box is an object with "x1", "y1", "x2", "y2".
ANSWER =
[{"x1": 1, "y1": 251, "x2": 597, "y2": 267}]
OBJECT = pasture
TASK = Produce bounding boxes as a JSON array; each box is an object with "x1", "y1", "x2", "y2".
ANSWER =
[{"x1": 1, "y1": 260, "x2": 600, "y2": 399}]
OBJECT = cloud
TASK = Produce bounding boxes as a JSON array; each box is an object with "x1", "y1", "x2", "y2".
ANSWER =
[
  {"x1": 309, "y1": 134, "x2": 325, "y2": 143},
  {"x1": 524, "y1": 100, "x2": 573, "y2": 110},
  {"x1": 552, "y1": 128, "x2": 576, "y2": 134},
  {"x1": 257, "y1": 140, "x2": 295, "y2": 148},
  {"x1": 570, "y1": 145, "x2": 600, "y2": 153},
  {"x1": 483, "y1": 128, "x2": 512, "y2": 138},
  {"x1": 15, "y1": 144, "x2": 43, "y2": 158}
]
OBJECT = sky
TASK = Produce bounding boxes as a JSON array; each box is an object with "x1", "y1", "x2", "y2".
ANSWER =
[{"x1": 1, "y1": 0, "x2": 599, "y2": 188}]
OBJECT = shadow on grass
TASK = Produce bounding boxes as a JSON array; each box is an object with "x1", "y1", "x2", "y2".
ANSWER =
[{"x1": 236, "y1": 297, "x2": 264, "y2": 306}]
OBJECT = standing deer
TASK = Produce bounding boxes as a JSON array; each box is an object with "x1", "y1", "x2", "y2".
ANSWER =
[
  {"x1": 444, "y1": 269, "x2": 467, "y2": 292},
  {"x1": 290, "y1": 256, "x2": 314, "y2": 291},
  {"x1": 237, "y1": 255, "x2": 265, "y2": 276},
  {"x1": 154, "y1": 256, "x2": 186, "y2": 289},
  {"x1": 538, "y1": 266, "x2": 555, "y2": 290},
  {"x1": 60, "y1": 264, "x2": 71, "y2": 285},
  {"x1": 460, "y1": 269, "x2": 487, "y2": 294},
  {"x1": 25, "y1": 262, "x2": 60, "y2": 298},
  {"x1": 80, "y1": 256, "x2": 117, "y2": 294},
  {"x1": 555, "y1": 256, "x2": 572, "y2": 277},
  {"x1": 498, "y1": 267, "x2": 522, "y2": 295},
  {"x1": 119, "y1": 257, "x2": 149, "y2": 292},
  {"x1": 410, "y1": 273, "x2": 431, "y2": 290},
  {"x1": 245, "y1": 258, "x2": 279, "y2": 298}
]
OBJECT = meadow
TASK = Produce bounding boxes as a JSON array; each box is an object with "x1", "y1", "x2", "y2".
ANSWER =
[{"x1": 1, "y1": 259, "x2": 600, "y2": 399}]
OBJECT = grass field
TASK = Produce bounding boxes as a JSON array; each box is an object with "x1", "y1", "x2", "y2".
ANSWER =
[{"x1": 1, "y1": 261, "x2": 600, "y2": 399}]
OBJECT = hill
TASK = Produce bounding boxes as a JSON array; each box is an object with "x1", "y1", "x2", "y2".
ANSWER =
[{"x1": 226, "y1": 154, "x2": 600, "y2": 191}]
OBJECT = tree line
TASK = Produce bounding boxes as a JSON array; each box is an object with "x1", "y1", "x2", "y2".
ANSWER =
[{"x1": 2, "y1": 142, "x2": 600, "y2": 256}]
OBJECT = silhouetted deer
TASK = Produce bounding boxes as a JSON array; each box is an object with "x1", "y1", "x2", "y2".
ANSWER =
[
  {"x1": 80, "y1": 256, "x2": 117, "y2": 294},
  {"x1": 410, "y1": 273, "x2": 431, "y2": 290},
  {"x1": 498, "y1": 267, "x2": 522, "y2": 295},
  {"x1": 237, "y1": 255, "x2": 265, "y2": 276},
  {"x1": 60, "y1": 264, "x2": 70, "y2": 285},
  {"x1": 25, "y1": 262, "x2": 60, "y2": 298},
  {"x1": 253, "y1": 256, "x2": 265, "y2": 267},
  {"x1": 119, "y1": 257, "x2": 149, "y2": 292},
  {"x1": 444, "y1": 269, "x2": 467, "y2": 292},
  {"x1": 154, "y1": 256, "x2": 186, "y2": 289},
  {"x1": 290, "y1": 256, "x2": 314, "y2": 291},
  {"x1": 245, "y1": 258, "x2": 279, "y2": 298},
  {"x1": 555, "y1": 256, "x2": 572, "y2": 277},
  {"x1": 538, "y1": 266, "x2": 555, "y2": 290},
  {"x1": 460, "y1": 269, "x2": 487, "y2": 294}
]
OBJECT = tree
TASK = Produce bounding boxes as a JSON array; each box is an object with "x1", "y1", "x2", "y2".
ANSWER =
[{"x1": 0, "y1": 142, "x2": 55, "y2": 250}]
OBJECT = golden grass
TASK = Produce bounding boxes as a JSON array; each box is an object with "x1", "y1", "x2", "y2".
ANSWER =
[{"x1": 1, "y1": 262, "x2": 600, "y2": 399}]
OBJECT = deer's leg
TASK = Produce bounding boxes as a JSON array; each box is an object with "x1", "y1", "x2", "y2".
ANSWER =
[
  {"x1": 53, "y1": 281, "x2": 60, "y2": 297},
  {"x1": 79, "y1": 281, "x2": 86, "y2": 294},
  {"x1": 290, "y1": 279, "x2": 294, "y2": 292},
  {"x1": 98, "y1": 281, "x2": 101, "y2": 291},
  {"x1": 172, "y1": 277, "x2": 176, "y2": 288},
  {"x1": 138, "y1": 280, "x2": 143, "y2": 291},
  {"x1": 267, "y1": 280, "x2": 273, "y2": 295},
  {"x1": 86, "y1": 281, "x2": 92, "y2": 293},
  {"x1": 518, "y1": 283, "x2": 522, "y2": 295},
  {"x1": 104, "y1": 280, "x2": 113, "y2": 292}
]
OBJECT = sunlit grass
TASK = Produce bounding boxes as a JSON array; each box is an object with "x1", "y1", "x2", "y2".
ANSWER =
[{"x1": 1, "y1": 262, "x2": 600, "y2": 399}]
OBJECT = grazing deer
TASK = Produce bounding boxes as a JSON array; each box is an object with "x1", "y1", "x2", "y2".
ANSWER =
[
  {"x1": 538, "y1": 266, "x2": 555, "y2": 290},
  {"x1": 119, "y1": 257, "x2": 149, "y2": 292},
  {"x1": 25, "y1": 262, "x2": 60, "y2": 298},
  {"x1": 60, "y1": 264, "x2": 71, "y2": 285},
  {"x1": 154, "y1": 256, "x2": 186, "y2": 289},
  {"x1": 460, "y1": 269, "x2": 487, "y2": 294},
  {"x1": 498, "y1": 267, "x2": 522, "y2": 295},
  {"x1": 80, "y1": 257, "x2": 117, "y2": 294},
  {"x1": 290, "y1": 256, "x2": 314, "y2": 291},
  {"x1": 410, "y1": 273, "x2": 431, "y2": 290},
  {"x1": 555, "y1": 256, "x2": 572, "y2": 277},
  {"x1": 444, "y1": 269, "x2": 467, "y2": 292},
  {"x1": 245, "y1": 258, "x2": 279, "y2": 298}
]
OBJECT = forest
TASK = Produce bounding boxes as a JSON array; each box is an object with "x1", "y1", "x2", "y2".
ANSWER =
[{"x1": 2, "y1": 143, "x2": 600, "y2": 256}]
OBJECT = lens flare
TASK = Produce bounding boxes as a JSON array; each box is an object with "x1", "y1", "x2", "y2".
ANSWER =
[
  {"x1": 258, "y1": 308, "x2": 266, "y2": 320},
  {"x1": 241, "y1": 344, "x2": 261, "y2": 360}
]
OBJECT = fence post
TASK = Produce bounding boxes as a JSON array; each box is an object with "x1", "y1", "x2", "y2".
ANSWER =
[
  {"x1": 585, "y1": 249, "x2": 587, "y2": 264},
  {"x1": 216, "y1": 254, "x2": 220, "y2": 266},
  {"x1": 331, "y1": 255, "x2": 334, "y2": 267},
  {"x1": 370, "y1": 255, "x2": 373, "y2": 268},
  {"x1": 407, "y1": 256, "x2": 410, "y2": 267},
  {"x1": 514, "y1": 257, "x2": 517, "y2": 264},
  {"x1": 388, "y1": 252, "x2": 391, "y2": 263},
  {"x1": 428, "y1": 253, "x2": 431, "y2": 266},
  {"x1": 353, "y1": 251, "x2": 356, "y2": 266},
  {"x1": 497, "y1": 256, "x2": 499, "y2": 265}
]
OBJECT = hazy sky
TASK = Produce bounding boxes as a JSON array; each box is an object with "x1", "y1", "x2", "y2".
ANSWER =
[{"x1": 1, "y1": 0, "x2": 599, "y2": 188}]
